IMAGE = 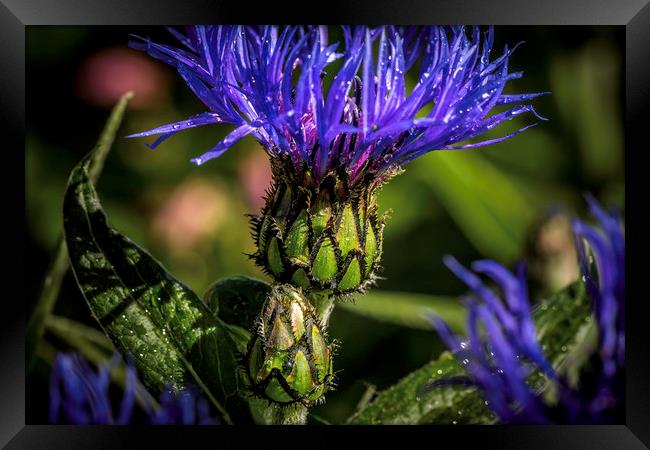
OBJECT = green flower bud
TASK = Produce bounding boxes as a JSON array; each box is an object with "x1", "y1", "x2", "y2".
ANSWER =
[
  {"x1": 244, "y1": 285, "x2": 334, "y2": 406},
  {"x1": 250, "y1": 169, "x2": 384, "y2": 295}
]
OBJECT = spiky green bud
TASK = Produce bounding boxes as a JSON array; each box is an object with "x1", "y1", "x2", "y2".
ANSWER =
[
  {"x1": 250, "y1": 170, "x2": 384, "y2": 295},
  {"x1": 245, "y1": 285, "x2": 334, "y2": 406}
]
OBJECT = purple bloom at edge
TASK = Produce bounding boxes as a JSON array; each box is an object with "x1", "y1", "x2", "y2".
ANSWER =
[
  {"x1": 429, "y1": 196, "x2": 625, "y2": 424},
  {"x1": 127, "y1": 25, "x2": 547, "y2": 190},
  {"x1": 49, "y1": 352, "x2": 219, "y2": 425}
]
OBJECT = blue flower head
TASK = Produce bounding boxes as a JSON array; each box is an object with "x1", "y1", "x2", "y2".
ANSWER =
[
  {"x1": 49, "y1": 352, "x2": 219, "y2": 425},
  {"x1": 430, "y1": 256, "x2": 555, "y2": 423},
  {"x1": 127, "y1": 25, "x2": 548, "y2": 295},
  {"x1": 49, "y1": 352, "x2": 136, "y2": 424},
  {"x1": 128, "y1": 25, "x2": 547, "y2": 190},
  {"x1": 430, "y1": 196, "x2": 625, "y2": 424},
  {"x1": 570, "y1": 194, "x2": 625, "y2": 418}
]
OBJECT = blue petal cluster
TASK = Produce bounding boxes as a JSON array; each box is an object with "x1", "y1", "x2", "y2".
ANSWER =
[
  {"x1": 431, "y1": 256, "x2": 555, "y2": 423},
  {"x1": 128, "y1": 26, "x2": 547, "y2": 188},
  {"x1": 49, "y1": 352, "x2": 136, "y2": 424},
  {"x1": 49, "y1": 352, "x2": 219, "y2": 425},
  {"x1": 430, "y1": 196, "x2": 625, "y2": 423},
  {"x1": 570, "y1": 194, "x2": 625, "y2": 419},
  {"x1": 149, "y1": 386, "x2": 219, "y2": 425}
]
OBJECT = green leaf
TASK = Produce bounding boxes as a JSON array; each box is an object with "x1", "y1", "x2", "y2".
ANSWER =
[
  {"x1": 346, "y1": 353, "x2": 491, "y2": 425},
  {"x1": 203, "y1": 276, "x2": 271, "y2": 331},
  {"x1": 63, "y1": 139, "x2": 253, "y2": 424},
  {"x1": 339, "y1": 290, "x2": 465, "y2": 332},
  {"x1": 414, "y1": 151, "x2": 535, "y2": 264},
  {"x1": 347, "y1": 280, "x2": 590, "y2": 424},
  {"x1": 26, "y1": 92, "x2": 134, "y2": 371},
  {"x1": 533, "y1": 281, "x2": 591, "y2": 370}
]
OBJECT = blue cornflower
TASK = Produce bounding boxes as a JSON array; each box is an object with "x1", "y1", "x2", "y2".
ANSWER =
[
  {"x1": 127, "y1": 26, "x2": 548, "y2": 295},
  {"x1": 430, "y1": 256, "x2": 555, "y2": 423},
  {"x1": 429, "y1": 196, "x2": 624, "y2": 424},
  {"x1": 571, "y1": 194, "x2": 625, "y2": 418},
  {"x1": 127, "y1": 25, "x2": 547, "y2": 190},
  {"x1": 49, "y1": 352, "x2": 136, "y2": 424},
  {"x1": 49, "y1": 352, "x2": 219, "y2": 425}
]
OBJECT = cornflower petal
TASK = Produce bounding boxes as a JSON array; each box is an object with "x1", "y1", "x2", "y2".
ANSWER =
[
  {"x1": 49, "y1": 352, "x2": 220, "y2": 425},
  {"x1": 129, "y1": 26, "x2": 547, "y2": 190}
]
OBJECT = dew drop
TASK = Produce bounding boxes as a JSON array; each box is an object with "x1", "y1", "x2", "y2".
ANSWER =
[{"x1": 437, "y1": 369, "x2": 443, "y2": 375}]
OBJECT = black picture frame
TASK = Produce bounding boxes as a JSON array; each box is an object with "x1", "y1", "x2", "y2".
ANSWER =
[{"x1": 4, "y1": 0, "x2": 649, "y2": 448}]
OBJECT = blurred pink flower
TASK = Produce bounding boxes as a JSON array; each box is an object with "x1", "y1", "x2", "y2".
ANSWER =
[
  {"x1": 151, "y1": 178, "x2": 228, "y2": 251},
  {"x1": 526, "y1": 210, "x2": 579, "y2": 291},
  {"x1": 75, "y1": 47, "x2": 171, "y2": 109},
  {"x1": 238, "y1": 150, "x2": 272, "y2": 211}
]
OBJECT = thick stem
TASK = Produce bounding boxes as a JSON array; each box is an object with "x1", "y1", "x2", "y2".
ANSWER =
[{"x1": 249, "y1": 398, "x2": 308, "y2": 425}]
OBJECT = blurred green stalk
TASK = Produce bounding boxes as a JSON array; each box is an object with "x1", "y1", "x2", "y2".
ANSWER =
[{"x1": 26, "y1": 92, "x2": 134, "y2": 372}]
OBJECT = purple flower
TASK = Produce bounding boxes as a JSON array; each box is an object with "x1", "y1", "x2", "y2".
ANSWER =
[
  {"x1": 429, "y1": 196, "x2": 625, "y2": 424},
  {"x1": 49, "y1": 352, "x2": 136, "y2": 424},
  {"x1": 49, "y1": 352, "x2": 219, "y2": 425},
  {"x1": 570, "y1": 194, "x2": 625, "y2": 418},
  {"x1": 127, "y1": 26, "x2": 547, "y2": 190},
  {"x1": 430, "y1": 256, "x2": 554, "y2": 423}
]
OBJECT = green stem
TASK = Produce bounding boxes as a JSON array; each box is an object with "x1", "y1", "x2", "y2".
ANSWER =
[
  {"x1": 26, "y1": 237, "x2": 69, "y2": 372},
  {"x1": 248, "y1": 398, "x2": 308, "y2": 425},
  {"x1": 25, "y1": 92, "x2": 134, "y2": 372}
]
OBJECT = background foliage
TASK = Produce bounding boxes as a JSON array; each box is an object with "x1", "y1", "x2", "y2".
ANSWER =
[{"x1": 26, "y1": 25, "x2": 624, "y2": 424}]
